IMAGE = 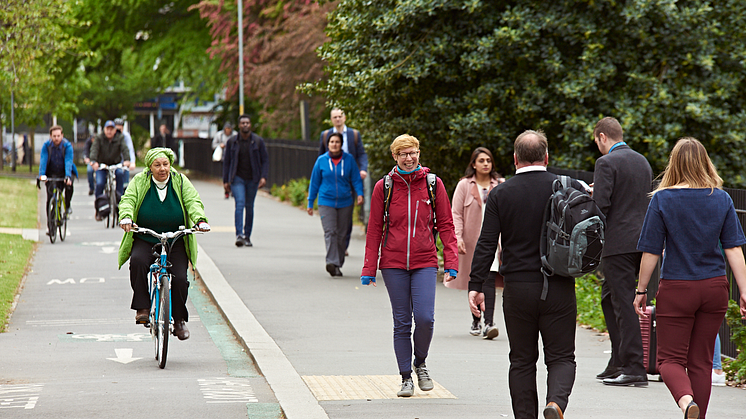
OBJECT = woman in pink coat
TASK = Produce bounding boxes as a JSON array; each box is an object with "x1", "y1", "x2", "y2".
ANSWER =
[{"x1": 446, "y1": 147, "x2": 504, "y2": 338}]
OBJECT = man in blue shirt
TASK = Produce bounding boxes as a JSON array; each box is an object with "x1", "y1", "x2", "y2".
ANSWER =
[{"x1": 39, "y1": 125, "x2": 78, "y2": 215}]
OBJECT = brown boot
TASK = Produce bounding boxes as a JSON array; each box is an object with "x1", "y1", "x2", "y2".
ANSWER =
[
  {"x1": 173, "y1": 320, "x2": 190, "y2": 340},
  {"x1": 135, "y1": 309, "x2": 149, "y2": 324}
]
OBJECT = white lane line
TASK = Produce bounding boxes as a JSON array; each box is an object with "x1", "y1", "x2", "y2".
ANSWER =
[{"x1": 196, "y1": 244, "x2": 328, "y2": 419}]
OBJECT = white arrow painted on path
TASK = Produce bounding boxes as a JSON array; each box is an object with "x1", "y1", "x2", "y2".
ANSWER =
[
  {"x1": 107, "y1": 348, "x2": 142, "y2": 364},
  {"x1": 100, "y1": 246, "x2": 117, "y2": 254}
]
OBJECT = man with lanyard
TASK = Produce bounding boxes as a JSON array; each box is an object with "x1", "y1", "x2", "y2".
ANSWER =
[
  {"x1": 223, "y1": 115, "x2": 269, "y2": 247},
  {"x1": 114, "y1": 118, "x2": 136, "y2": 187},
  {"x1": 90, "y1": 120, "x2": 130, "y2": 220},
  {"x1": 318, "y1": 108, "x2": 368, "y2": 254},
  {"x1": 592, "y1": 117, "x2": 653, "y2": 387},
  {"x1": 38, "y1": 125, "x2": 78, "y2": 216}
]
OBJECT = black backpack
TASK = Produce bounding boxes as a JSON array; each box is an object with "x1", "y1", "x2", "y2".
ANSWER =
[
  {"x1": 382, "y1": 171, "x2": 437, "y2": 247},
  {"x1": 539, "y1": 175, "x2": 605, "y2": 295}
]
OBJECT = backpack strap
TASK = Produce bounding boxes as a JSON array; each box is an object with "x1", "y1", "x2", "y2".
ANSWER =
[
  {"x1": 382, "y1": 174, "x2": 393, "y2": 247},
  {"x1": 322, "y1": 130, "x2": 331, "y2": 151},
  {"x1": 426, "y1": 173, "x2": 438, "y2": 239}
]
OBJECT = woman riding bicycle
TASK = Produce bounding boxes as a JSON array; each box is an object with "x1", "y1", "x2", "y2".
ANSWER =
[{"x1": 118, "y1": 148, "x2": 210, "y2": 341}]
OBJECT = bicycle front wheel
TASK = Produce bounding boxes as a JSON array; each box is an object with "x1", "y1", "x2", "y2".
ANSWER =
[
  {"x1": 155, "y1": 275, "x2": 170, "y2": 369},
  {"x1": 109, "y1": 190, "x2": 118, "y2": 229},
  {"x1": 59, "y1": 199, "x2": 67, "y2": 241},
  {"x1": 48, "y1": 194, "x2": 57, "y2": 244}
]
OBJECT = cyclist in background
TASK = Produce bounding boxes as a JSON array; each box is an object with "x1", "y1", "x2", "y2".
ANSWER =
[
  {"x1": 39, "y1": 125, "x2": 78, "y2": 215},
  {"x1": 90, "y1": 120, "x2": 130, "y2": 220},
  {"x1": 114, "y1": 118, "x2": 137, "y2": 186}
]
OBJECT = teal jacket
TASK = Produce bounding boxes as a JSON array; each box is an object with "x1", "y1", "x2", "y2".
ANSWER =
[{"x1": 118, "y1": 169, "x2": 208, "y2": 268}]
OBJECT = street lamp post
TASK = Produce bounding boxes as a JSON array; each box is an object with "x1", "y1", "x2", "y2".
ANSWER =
[{"x1": 238, "y1": 0, "x2": 244, "y2": 116}]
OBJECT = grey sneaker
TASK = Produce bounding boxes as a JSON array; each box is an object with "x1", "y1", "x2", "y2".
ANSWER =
[
  {"x1": 415, "y1": 362, "x2": 434, "y2": 391},
  {"x1": 470, "y1": 318, "x2": 482, "y2": 336},
  {"x1": 397, "y1": 378, "x2": 414, "y2": 397},
  {"x1": 483, "y1": 322, "x2": 499, "y2": 340}
]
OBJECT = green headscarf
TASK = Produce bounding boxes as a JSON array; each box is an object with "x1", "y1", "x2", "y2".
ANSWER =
[{"x1": 145, "y1": 147, "x2": 176, "y2": 169}]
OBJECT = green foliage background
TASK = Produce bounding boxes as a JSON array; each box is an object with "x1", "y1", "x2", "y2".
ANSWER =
[{"x1": 309, "y1": 0, "x2": 746, "y2": 191}]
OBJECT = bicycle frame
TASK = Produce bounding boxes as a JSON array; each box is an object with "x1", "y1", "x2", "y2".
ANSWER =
[
  {"x1": 44, "y1": 178, "x2": 67, "y2": 243},
  {"x1": 99, "y1": 163, "x2": 124, "y2": 228},
  {"x1": 133, "y1": 226, "x2": 197, "y2": 368}
]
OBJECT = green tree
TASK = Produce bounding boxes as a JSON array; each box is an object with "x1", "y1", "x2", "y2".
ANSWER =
[
  {"x1": 0, "y1": 0, "x2": 86, "y2": 126},
  {"x1": 308, "y1": 0, "x2": 746, "y2": 190},
  {"x1": 192, "y1": 0, "x2": 331, "y2": 138},
  {"x1": 64, "y1": 0, "x2": 222, "y2": 122}
]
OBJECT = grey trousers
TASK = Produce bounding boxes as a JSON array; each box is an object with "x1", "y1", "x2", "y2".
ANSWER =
[{"x1": 318, "y1": 205, "x2": 353, "y2": 267}]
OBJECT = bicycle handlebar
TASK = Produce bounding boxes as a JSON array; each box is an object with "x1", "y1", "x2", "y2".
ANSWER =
[
  {"x1": 132, "y1": 226, "x2": 198, "y2": 242},
  {"x1": 99, "y1": 163, "x2": 128, "y2": 170}
]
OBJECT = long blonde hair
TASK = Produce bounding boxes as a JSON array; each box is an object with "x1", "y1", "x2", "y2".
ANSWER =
[{"x1": 654, "y1": 137, "x2": 722, "y2": 193}]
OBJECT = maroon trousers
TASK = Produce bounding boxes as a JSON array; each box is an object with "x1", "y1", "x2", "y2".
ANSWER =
[{"x1": 656, "y1": 275, "x2": 729, "y2": 419}]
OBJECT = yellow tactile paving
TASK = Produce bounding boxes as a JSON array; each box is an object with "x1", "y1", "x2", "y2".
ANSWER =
[{"x1": 302, "y1": 375, "x2": 457, "y2": 400}]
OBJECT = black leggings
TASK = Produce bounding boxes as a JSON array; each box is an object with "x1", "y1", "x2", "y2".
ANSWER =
[
  {"x1": 46, "y1": 181, "x2": 73, "y2": 213},
  {"x1": 473, "y1": 271, "x2": 498, "y2": 324},
  {"x1": 129, "y1": 237, "x2": 190, "y2": 322}
]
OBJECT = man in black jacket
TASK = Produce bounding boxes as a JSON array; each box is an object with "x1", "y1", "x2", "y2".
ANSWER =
[
  {"x1": 469, "y1": 130, "x2": 580, "y2": 419},
  {"x1": 90, "y1": 121, "x2": 130, "y2": 196},
  {"x1": 592, "y1": 117, "x2": 653, "y2": 387},
  {"x1": 222, "y1": 115, "x2": 269, "y2": 247}
]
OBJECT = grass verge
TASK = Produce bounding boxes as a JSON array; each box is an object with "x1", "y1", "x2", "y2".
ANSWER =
[
  {"x1": 0, "y1": 177, "x2": 38, "y2": 228},
  {"x1": 0, "y1": 234, "x2": 35, "y2": 332}
]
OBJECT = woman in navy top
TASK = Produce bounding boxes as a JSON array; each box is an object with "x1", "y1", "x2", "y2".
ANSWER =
[{"x1": 634, "y1": 138, "x2": 746, "y2": 419}]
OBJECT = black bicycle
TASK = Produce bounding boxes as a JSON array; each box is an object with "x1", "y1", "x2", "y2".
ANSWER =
[
  {"x1": 99, "y1": 163, "x2": 124, "y2": 228},
  {"x1": 38, "y1": 176, "x2": 68, "y2": 243}
]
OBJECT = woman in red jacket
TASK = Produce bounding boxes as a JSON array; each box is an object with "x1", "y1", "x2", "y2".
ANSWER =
[{"x1": 361, "y1": 134, "x2": 458, "y2": 397}]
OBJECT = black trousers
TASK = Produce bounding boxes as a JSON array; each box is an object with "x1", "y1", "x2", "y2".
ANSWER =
[
  {"x1": 129, "y1": 237, "x2": 190, "y2": 322},
  {"x1": 601, "y1": 252, "x2": 645, "y2": 376},
  {"x1": 503, "y1": 278, "x2": 576, "y2": 419},
  {"x1": 45, "y1": 180, "x2": 73, "y2": 213}
]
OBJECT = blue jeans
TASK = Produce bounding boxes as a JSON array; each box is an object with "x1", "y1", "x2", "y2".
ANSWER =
[
  {"x1": 86, "y1": 163, "x2": 95, "y2": 192},
  {"x1": 381, "y1": 267, "x2": 437, "y2": 374},
  {"x1": 231, "y1": 176, "x2": 259, "y2": 238},
  {"x1": 95, "y1": 168, "x2": 125, "y2": 198},
  {"x1": 713, "y1": 333, "x2": 722, "y2": 370}
]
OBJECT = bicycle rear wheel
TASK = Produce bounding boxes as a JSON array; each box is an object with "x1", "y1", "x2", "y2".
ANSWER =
[
  {"x1": 155, "y1": 275, "x2": 170, "y2": 368},
  {"x1": 109, "y1": 187, "x2": 118, "y2": 228},
  {"x1": 59, "y1": 198, "x2": 67, "y2": 241},
  {"x1": 48, "y1": 194, "x2": 57, "y2": 244}
]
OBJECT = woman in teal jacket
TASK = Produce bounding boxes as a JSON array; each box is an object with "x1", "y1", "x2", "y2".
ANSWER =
[
  {"x1": 307, "y1": 132, "x2": 364, "y2": 276},
  {"x1": 118, "y1": 148, "x2": 210, "y2": 340}
]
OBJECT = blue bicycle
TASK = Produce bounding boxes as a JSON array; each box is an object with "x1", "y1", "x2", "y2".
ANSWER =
[{"x1": 132, "y1": 225, "x2": 199, "y2": 369}]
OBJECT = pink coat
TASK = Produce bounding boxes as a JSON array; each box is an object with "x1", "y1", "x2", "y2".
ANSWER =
[{"x1": 446, "y1": 176, "x2": 500, "y2": 290}]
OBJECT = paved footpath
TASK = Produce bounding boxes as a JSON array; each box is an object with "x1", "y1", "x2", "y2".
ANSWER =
[
  {"x1": 189, "y1": 178, "x2": 745, "y2": 419},
  {"x1": 2, "y1": 175, "x2": 746, "y2": 418}
]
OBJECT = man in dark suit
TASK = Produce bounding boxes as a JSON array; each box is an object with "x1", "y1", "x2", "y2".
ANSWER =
[
  {"x1": 318, "y1": 108, "x2": 368, "y2": 253},
  {"x1": 469, "y1": 130, "x2": 580, "y2": 419},
  {"x1": 592, "y1": 117, "x2": 653, "y2": 387}
]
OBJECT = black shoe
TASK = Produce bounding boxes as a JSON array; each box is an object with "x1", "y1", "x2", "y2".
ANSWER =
[
  {"x1": 244, "y1": 238, "x2": 252, "y2": 247},
  {"x1": 88, "y1": 190, "x2": 94, "y2": 196},
  {"x1": 596, "y1": 366, "x2": 623, "y2": 380},
  {"x1": 326, "y1": 263, "x2": 336, "y2": 277},
  {"x1": 603, "y1": 374, "x2": 648, "y2": 387},
  {"x1": 685, "y1": 401, "x2": 700, "y2": 419},
  {"x1": 235, "y1": 235, "x2": 245, "y2": 247},
  {"x1": 173, "y1": 320, "x2": 190, "y2": 340},
  {"x1": 334, "y1": 266, "x2": 343, "y2": 277}
]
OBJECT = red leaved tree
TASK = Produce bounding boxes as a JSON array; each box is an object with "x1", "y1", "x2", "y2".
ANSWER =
[{"x1": 191, "y1": 0, "x2": 333, "y2": 138}]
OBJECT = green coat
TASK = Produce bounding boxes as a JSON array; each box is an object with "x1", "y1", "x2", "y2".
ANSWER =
[{"x1": 118, "y1": 168, "x2": 208, "y2": 268}]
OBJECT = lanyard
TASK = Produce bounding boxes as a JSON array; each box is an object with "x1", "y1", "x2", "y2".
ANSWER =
[{"x1": 609, "y1": 141, "x2": 626, "y2": 153}]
